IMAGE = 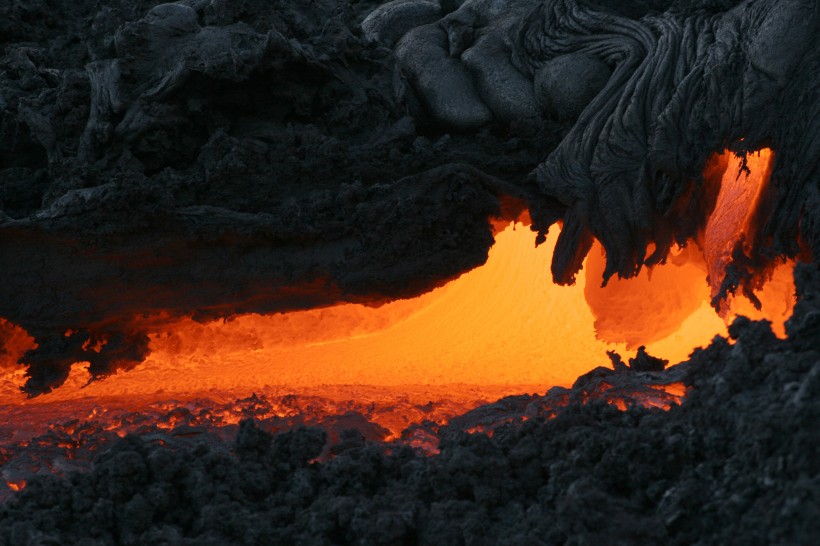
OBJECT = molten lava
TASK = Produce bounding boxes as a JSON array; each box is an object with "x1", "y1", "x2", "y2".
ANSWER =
[
  {"x1": 704, "y1": 148, "x2": 774, "y2": 292},
  {"x1": 5, "y1": 481, "x2": 25, "y2": 493},
  {"x1": 2, "y1": 223, "x2": 735, "y2": 404},
  {"x1": 702, "y1": 148, "x2": 795, "y2": 335},
  {"x1": 584, "y1": 242, "x2": 716, "y2": 348},
  {"x1": 0, "y1": 144, "x2": 800, "y2": 479},
  {"x1": 1, "y1": 220, "x2": 726, "y2": 463}
]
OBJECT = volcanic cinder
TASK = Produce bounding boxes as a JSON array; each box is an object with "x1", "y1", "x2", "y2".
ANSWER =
[{"x1": 0, "y1": 0, "x2": 818, "y2": 544}]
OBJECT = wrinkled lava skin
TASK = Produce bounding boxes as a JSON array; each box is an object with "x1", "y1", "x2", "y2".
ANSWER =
[{"x1": 0, "y1": 0, "x2": 817, "y2": 393}]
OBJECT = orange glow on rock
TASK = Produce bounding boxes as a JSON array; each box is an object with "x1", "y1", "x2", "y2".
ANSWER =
[
  {"x1": 5, "y1": 480, "x2": 25, "y2": 492},
  {"x1": 584, "y1": 381, "x2": 687, "y2": 412},
  {"x1": 702, "y1": 148, "x2": 795, "y2": 336},
  {"x1": 704, "y1": 148, "x2": 774, "y2": 295}
]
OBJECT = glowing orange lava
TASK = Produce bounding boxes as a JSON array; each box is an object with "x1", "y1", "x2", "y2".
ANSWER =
[
  {"x1": 704, "y1": 148, "x2": 774, "y2": 293},
  {"x1": 0, "y1": 319, "x2": 35, "y2": 369},
  {"x1": 0, "y1": 145, "x2": 799, "y2": 447},
  {"x1": 5, "y1": 481, "x2": 25, "y2": 492},
  {"x1": 0, "y1": 223, "x2": 731, "y2": 407},
  {"x1": 703, "y1": 148, "x2": 795, "y2": 336},
  {"x1": 584, "y1": 242, "x2": 714, "y2": 349}
]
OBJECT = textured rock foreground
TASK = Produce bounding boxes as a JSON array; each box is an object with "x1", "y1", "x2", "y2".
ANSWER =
[{"x1": 0, "y1": 264, "x2": 818, "y2": 545}]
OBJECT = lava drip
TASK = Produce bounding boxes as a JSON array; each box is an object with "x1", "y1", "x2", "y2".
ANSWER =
[{"x1": 701, "y1": 148, "x2": 796, "y2": 336}]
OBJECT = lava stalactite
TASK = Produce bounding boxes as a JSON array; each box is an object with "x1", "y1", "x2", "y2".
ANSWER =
[
  {"x1": 702, "y1": 148, "x2": 795, "y2": 335},
  {"x1": 704, "y1": 148, "x2": 775, "y2": 293}
]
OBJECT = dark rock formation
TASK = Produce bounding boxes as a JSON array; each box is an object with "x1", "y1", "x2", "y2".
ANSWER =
[
  {"x1": 1, "y1": 0, "x2": 560, "y2": 393},
  {"x1": 382, "y1": 0, "x2": 818, "y2": 285},
  {"x1": 0, "y1": 264, "x2": 817, "y2": 545},
  {"x1": 0, "y1": 0, "x2": 816, "y2": 395}
]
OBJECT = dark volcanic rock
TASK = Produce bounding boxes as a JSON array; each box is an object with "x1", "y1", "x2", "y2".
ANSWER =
[
  {"x1": 384, "y1": 0, "x2": 818, "y2": 285},
  {"x1": 381, "y1": 0, "x2": 820, "y2": 297},
  {"x1": 0, "y1": 0, "x2": 560, "y2": 393}
]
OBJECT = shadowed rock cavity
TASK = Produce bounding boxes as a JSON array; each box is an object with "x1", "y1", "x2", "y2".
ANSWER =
[{"x1": 0, "y1": 0, "x2": 816, "y2": 393}]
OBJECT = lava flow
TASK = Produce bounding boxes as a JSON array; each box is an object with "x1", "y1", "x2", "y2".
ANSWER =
[
  {"x1": 702, "y1": 148, "x2": 796, "y2": 333},
  {"x1": 1, "y1": 222, "x2": 707, "y2": 454},
  {"x1": 2, "y1": 223, "x2": 731, "y2": 403},
  {"x1": 0, "y1": 147, "x2": 800, "y2": 491}
]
